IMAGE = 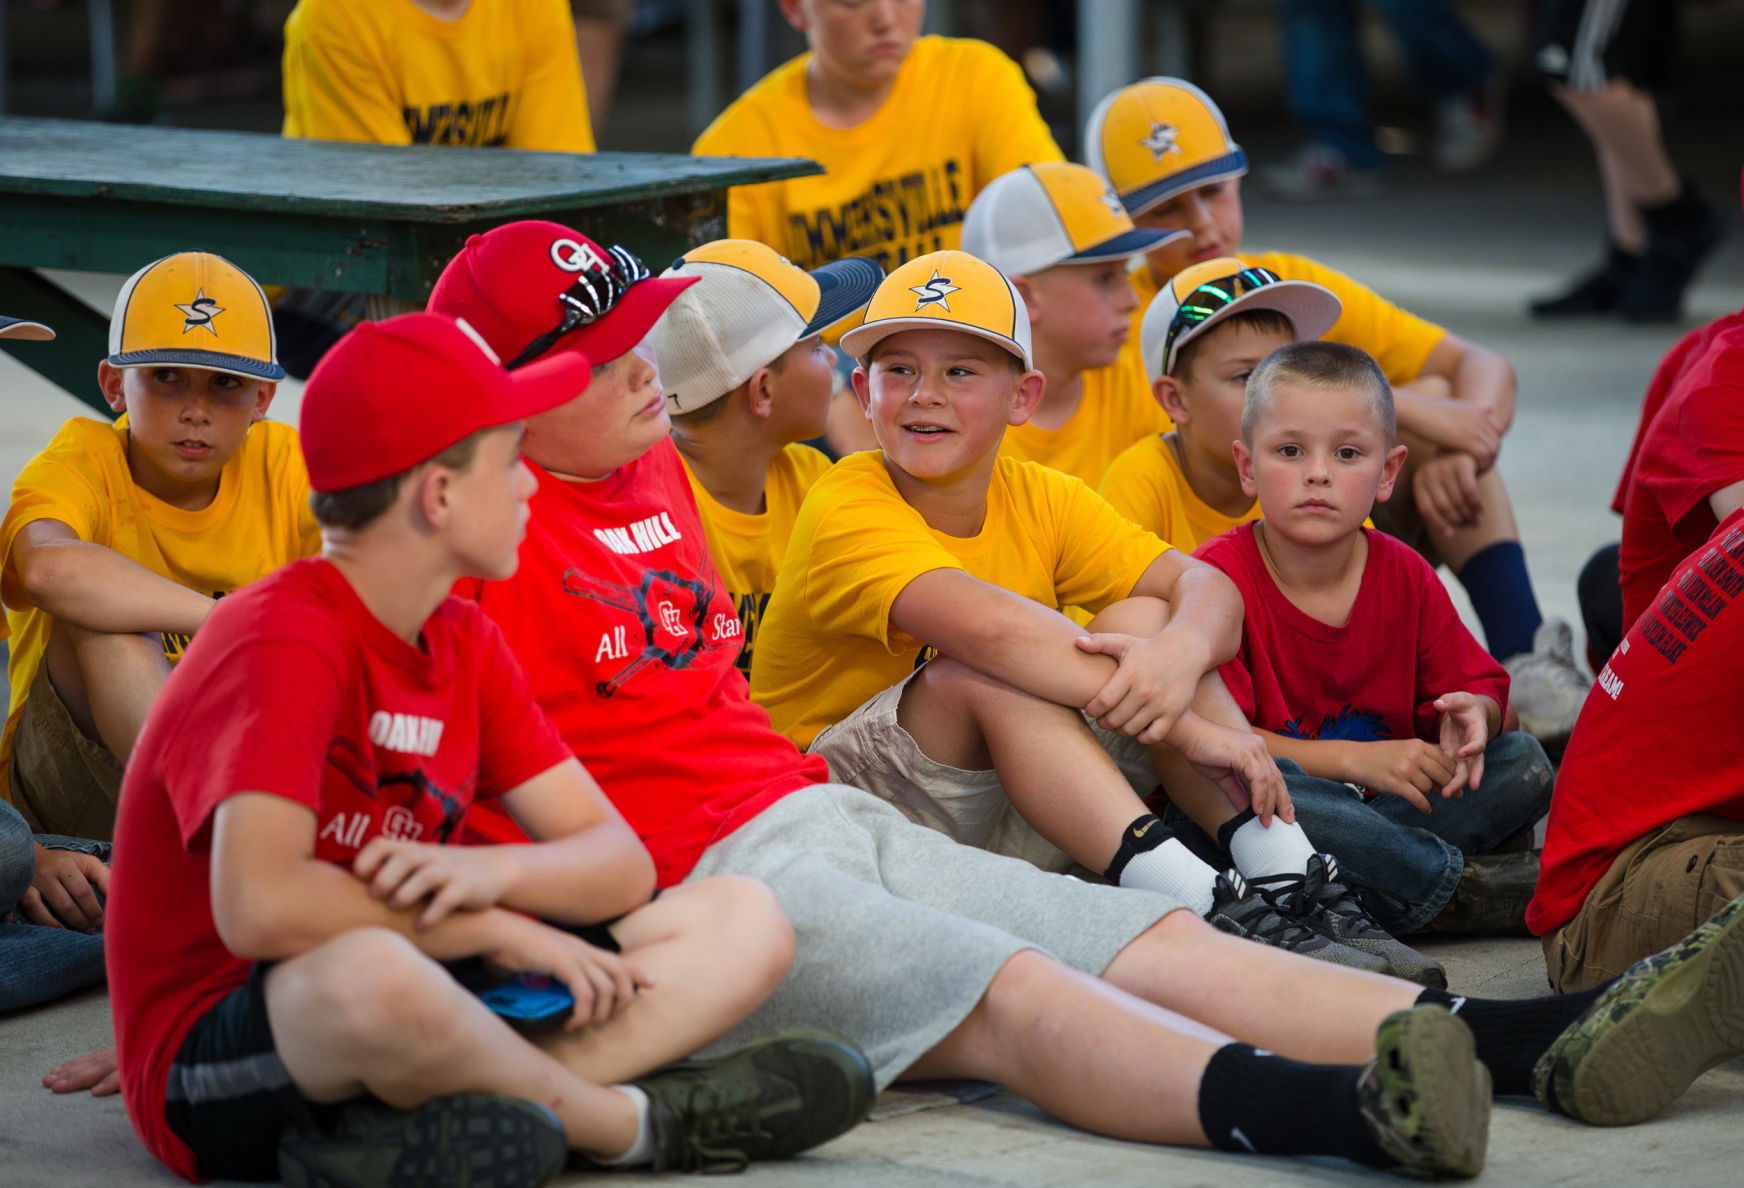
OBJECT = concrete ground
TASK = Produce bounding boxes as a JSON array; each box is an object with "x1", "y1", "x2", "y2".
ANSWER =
[{"x1": 5, "y1": 28, "x2": 1744, "y2": 1188}]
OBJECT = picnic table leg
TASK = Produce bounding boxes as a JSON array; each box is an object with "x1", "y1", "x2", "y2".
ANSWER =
[{"x1": 0, "y1": 268, "x2": 113, "y2": 416}]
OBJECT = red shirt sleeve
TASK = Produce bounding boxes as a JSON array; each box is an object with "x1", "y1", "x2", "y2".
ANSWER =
[
  {"x1": 1612, "y1": 321, "x2": 1714, "y2": 514},
  {"x1": 470, "y1": 603, "x2": 574, "y2": 801},
  {"x1": 1407, "y1": 551, "x2": 1510, "y2": 737},
  {"x1": 1640, "y1": 354, "x2": 1744, "y2": 529}
]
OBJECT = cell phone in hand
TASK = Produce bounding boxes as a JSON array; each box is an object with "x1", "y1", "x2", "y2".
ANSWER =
[{"x1": 478, "y1": 974, "x2": 574, "y2": 1033}]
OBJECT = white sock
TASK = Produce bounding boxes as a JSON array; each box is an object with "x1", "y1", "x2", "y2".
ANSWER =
[
  {"x1": 1228, "y1": 815, "x2": 1317, "y2": 879},
  {"x1": 1118, "y1": 837, "x2": 1218, "y2": 916},
  {"x1": 593, "y1": 1084, "x2": 654, "y2": 1168}
]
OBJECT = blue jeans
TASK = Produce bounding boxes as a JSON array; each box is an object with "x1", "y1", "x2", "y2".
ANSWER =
[
  {"x1": 1168, "y1": 732, "x2": 1553, "y2": 934},
  {"x1": 0, "y1": 797, "x2": 109, "y2": 1013},
  {"x1": 1277, "y1": 0, "x2": 1495, "y2": 168}
]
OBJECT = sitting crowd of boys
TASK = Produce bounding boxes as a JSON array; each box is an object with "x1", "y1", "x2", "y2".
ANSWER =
[{"x1": 4, "y1": 1, "x2": 1743, "y2": 1184}]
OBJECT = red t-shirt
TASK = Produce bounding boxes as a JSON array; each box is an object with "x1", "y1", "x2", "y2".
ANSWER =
[
  {"x1": 1195, "y1": 524, "x2": 1509, "y2": 745},
  {"x1": 107, "y1": 558, "x2": 570, "y2": 1182},
  {"x1": 1617, "y1": 312, "x2": 1744, "y2": 631},
  {"x1": 1530, "y1": 509, "x2": 1744, "y2": 935},
  {"x1": 460, "y1": 441, "x2": 827, "y2": 887}
]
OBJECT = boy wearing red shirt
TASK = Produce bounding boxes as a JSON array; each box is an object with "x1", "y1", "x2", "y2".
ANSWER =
[
  {"x1": 103, "y1": 312, "x2": 871, "y2": 1185},
  {"x1": 1195, "y1": 342, "x2": 1553, "y2": 939},
  {"x1": 1534, "y1": 509, "x2": 1744, "y2": 995},
  {"x1": 431, "y1": 216, "x2": 1744, "y2": 1168}
]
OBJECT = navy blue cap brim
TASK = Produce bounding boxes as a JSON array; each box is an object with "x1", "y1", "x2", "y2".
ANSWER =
[
  {"x1": 803, "y1": 256, "x2": 885, "y2": 337},
  {"x1": 1121, "y1": 149, "x2": 1249, "y2": 219},
  {"x1": 1062, "y1": 225, "x2": 1189, "y2": 265},
  {"x1": 109, "y1": 348, "x2": 287, "y2": 381},
  {"x1": 0, "y1": 315, "x2": 55, "y2": 341}
]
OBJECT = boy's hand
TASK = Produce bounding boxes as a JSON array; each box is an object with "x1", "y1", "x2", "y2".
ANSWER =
[
  {"x1": 1414, "y1": 453, "x2": 1484, "y2": 533},
  {"x1": 1345, "y1": 740, "x2": 1460, "y2": 814},
  {"x1": 43, "y1": 1048, "x2": 119, "y2": 1097},
  {"x1": 353, "y1": 838, "x2": 518, "y2": 930},
  {"x1": 1433, "y1": 693, "x2": 1490, "y2": 795},
  {"x1": 1169, "y1": 713, "x2": 1294, "y2": 826},
  {"x1": 21, "y1": 847, "x2": 109, "y2": 933},
  {"x1": 485, "y1": 914, "x2": 655, "y2": 1029},
  {"x1": 1077, "y1": 630, "x2": 1206, "y2": 744}
]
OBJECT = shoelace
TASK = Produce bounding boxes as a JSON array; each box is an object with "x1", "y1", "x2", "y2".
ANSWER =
[
  {"x1": 671, "y1": 1081, "x2": 774, "y2": 1174},
  {"x1": 1222, "y1": 872, "x2": 1324, "y2": 946}
]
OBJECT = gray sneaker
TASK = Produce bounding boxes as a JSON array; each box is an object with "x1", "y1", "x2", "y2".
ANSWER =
[
  {"x1": 279, "y1": 1093, "x2": 567, "y2": 1188},
  {"x1": 634, "y1": 1029, "x2": 875, "y2": 1172},
  {"x1": 1358, "y1": 1006, "x2": 1491, "y2": 1178},
  {"x1": 1254, "y1": 855, "x2": 1448, "y2": 988},
  {"x1": 1503, "y1": 619, "x2": 1591, "y2": 747},
  {"x1": 1207, "y1": 870, "x2": 1390, "y2": 973}
]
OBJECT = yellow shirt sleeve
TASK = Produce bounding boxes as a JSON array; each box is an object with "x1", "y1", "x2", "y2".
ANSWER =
[
  {"x1": 1244, "y1": 251, "x2": 1446, "y2": 385},
  {"x1": 507, "y1": 0, "x2": 595, "y2": 152},
  {"x1": 800, "y1": 484, "x2": 962, "y2": 655},
  {"x1": 282, "y1": 0, "x2": 409, "y2": 143},
  {"x1": 1026, "y1": 463, "x2": 1171, "y2": 612},
  {"x1": 0, "y1": 420, "x2": 114, "y2": 611},
  {"x1": 966, "y1": 41, "x2": 1066, "y2": 184},
  {"x1": 1100, "y1": 434, "x2": 1175, "y2": 542}
]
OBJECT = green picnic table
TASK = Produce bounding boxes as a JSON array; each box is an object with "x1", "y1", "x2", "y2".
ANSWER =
[{"x1": 0, "y1": 116, "x2": 820, "y2": 414}]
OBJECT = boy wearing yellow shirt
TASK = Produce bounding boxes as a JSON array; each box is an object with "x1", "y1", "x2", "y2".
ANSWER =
[
  {"x1": 750, "y1": 250, "x2": 1432, "y2": 978},
  {"x1": 0, "y1": 253, "x2": 320, "y2": 841},
  {"x1": 1102, "y1": 258, "x2": 1344, "y2": 551},
  {"x1": 282, "y1": 0, "x2": 594, "y2": 151},
  {"x1": 1087, "y1": 76, "x2": 1590, "y2": 743},
  {"x1": 956, "y1": 161, "x2": 1185, "y2": 490},
  {"x1": 647, "y1": 240, "x2": 882, "y2": 678}
]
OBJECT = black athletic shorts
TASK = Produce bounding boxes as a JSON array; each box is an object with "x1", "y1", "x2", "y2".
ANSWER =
[
  {"x1": 163, "y1": 920, "x2": 623, "y2": 1181},
  {"x1": 1533, "y1": 0, "x2": 1678, "y2": 92}
]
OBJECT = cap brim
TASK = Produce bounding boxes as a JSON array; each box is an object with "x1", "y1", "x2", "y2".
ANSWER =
[
  {"x1": 0, "y1": 316, "x2": 55, "y2": 341},
  {"x1": 840, "y1": 318, "x2": 1031, "y2": 370},
  {"x1": 1122, "y1": 149, "x2": 1249, "y2": 219},
  {"x1": 491, "y1": 348, "x2": 595, "y2": 424},
  {"x1": 803, "y1": 257, "x2": 884, "y2": 337},
  {"x1": 563, "y1": 274, "x2": 700, "y2": 364},
  {"x1": 107, "y1": 347, "x2": 286, "y2": 381},
  {"x1": 1164, "y1": 280, "x2": 1343, "y2": 374},
  {"x1": 1061, "y1": 226, "x2": 1190, "y2": 266}
]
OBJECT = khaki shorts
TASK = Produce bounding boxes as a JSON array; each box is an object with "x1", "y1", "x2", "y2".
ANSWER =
[
  {"x1": 9, "y1": 661, "x2": 123, "y2": 842},
  {"x1": 808, "y1": 668, "x2": 1154, "y2": 877},
  {"x1": 1542, "y1": 813, "x2": 1744, "y2": 993}
]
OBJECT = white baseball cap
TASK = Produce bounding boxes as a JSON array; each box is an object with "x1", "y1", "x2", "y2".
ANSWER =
[
  {"x1": 650, "y1": 240, "x2": 883, "y2": 413},
  {"x1": 1141, "y1": 257, "x2": 1342, "y2": 380},
  {"x1": 960, "y1": 162, "x2": 1187, "y2": 279}
]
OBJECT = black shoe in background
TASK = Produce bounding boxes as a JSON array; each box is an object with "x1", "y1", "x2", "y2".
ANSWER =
[
  {"x1": 1529, "y1": 243, "x2": 1639, "y2": 318},
  {"x1": 1618, "y1": 184, "x2": 1724, "y2": 323}
]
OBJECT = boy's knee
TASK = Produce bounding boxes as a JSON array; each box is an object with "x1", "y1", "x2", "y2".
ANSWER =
[
  {"x1": 1086, "y1": 596, "x2": 1170, "y2": 637},
  {"x1": 274, "y1": 928, "x2": 456, "y2": 1047},
  {"x1": 1487, "y1": 731, "x2": 1554, "y2": 788},
  {"x1": 684, "y1": 875, "x2": 795, "y2": 985},
  {"x1": 0, "y1": 805, "x2": 35, "y2": 909}
]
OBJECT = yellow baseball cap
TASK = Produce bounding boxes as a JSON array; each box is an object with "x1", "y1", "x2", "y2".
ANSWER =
[
  {"x1": 1141, "y1": 257, "x2": 1342, "y2": 380},
  {"x1": 1085, "y1": 77, "x2": 1248, "y2": 219},
  {"x1": 108, "y1": 251, "x2": 285, "y2": 380},
  {"x1": 650, "y1": 240, "x2": 882, "y2": 413},
  {"x1": 960, "y1": 162, "x2": 1187, "y2": 278},
  {"x1": 839, "y1": 250, "x2": 1032, "y2": 369}
]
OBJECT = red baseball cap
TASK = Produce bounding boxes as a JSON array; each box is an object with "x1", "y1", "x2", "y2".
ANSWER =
[
  {"x1": 299, "y1": 312, "x2": 590, "y2": 493},
  {"x1": 428, "y1": 221, "x2": 698, "y2": 368}
]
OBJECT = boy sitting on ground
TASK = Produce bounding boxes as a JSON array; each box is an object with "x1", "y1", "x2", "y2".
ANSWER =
[
  {"x1": 1101, "y1": 257, "x2": 1343, "y2": 551},
  {"x1": 433, "y1": 217, "x2": 1744, "y2": 1176},
  {"x1": 1086, "y1": 76, "x2": 1589, "y2": 743},
  {"x1": 1, "y1": 252, "x2": 319, "y2": 842},
  {"x1": 649, "y1": 241, "x2": 882, "y2": 678},
  {"x1": 1192, "y1": 341, "x2": 1553, "y2": 940},
  {"x1": 956, "y1": 161, "x2": 1186, "y2": 489},
  {"x1": 103, "y1": 312, "x2": 872, "y2": 1185},
  {"x1": 748, "y1": 249, "x2": 1435, "y2": 980}
]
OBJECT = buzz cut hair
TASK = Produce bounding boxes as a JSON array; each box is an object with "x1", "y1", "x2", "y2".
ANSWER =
[{"x1": 1241, "y1": 341, "x2": 1394, "y2": 445}]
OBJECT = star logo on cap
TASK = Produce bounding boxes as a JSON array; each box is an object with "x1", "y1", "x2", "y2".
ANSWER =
[
  {"x1": 1141, "y1": 121, "x2": 1182, "y2": 161},
  {"x1": 1099, "y1": 185, "x2": 1125, "y2": 216},
  {"x1": 175, "y1": 290, "x2": 226, "y2": 336},
  {"x1": 910, "y1": 270, "x2": 960, "y2": 313}
]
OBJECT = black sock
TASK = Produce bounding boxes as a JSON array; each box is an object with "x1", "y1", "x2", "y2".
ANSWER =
[
  {"x1": 1417, "y1": 982, "x2": 1613, "y2": 1096},
  {"x1": 1102, "y1": 813, "x2": 1174, "y2": 882},
  {"x1": 1197, "y1": 1043, "x2": 1389, "y2": 1166}
]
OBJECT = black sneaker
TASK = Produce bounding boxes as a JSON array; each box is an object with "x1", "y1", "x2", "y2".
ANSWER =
[
  {"x1": 1253, "y1": 855, "x2": 1447, "y2": 988},
  {"x1": 1528, "y1": 244, "x2": 1637, "y2": 318},
  {"x1": 278, "y1": 1093, "x2": 567, "y2": 1188},
  {"x1": 1618, "y1": 187, "x2": 1724, "y2": 323},
  {"x1": 1206, "y1": 870, "x2": 1389, "y2": 973},
  {"x1": 633, "y1": 1029, "x2": 875, "y2": 1173}
]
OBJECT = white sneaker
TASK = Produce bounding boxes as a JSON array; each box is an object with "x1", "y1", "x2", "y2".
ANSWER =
[
  {"x1": 1434, "y1": 83, "x2": 1502, "y2": 173},
  {"x1": 1502, "y1": 618, "x2": 1590, "y2": 746},
  {"x1": 1260, "y1": 144, "x2": 1385, "y2": 202}
]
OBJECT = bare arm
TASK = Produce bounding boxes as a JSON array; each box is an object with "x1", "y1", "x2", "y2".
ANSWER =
[
  {"x1": 1419, "y1": 334, "x2": 1517, "y2": 428},
  {"x1": 1126, "y1": 551, "x2": 1244, "y2": 671},
  {"x1": 1710, "y1": 479, "x2": 1744, "y2": 522},
  {"x1": 11, "y1": 520, "x2": 213, "y2": 637}
]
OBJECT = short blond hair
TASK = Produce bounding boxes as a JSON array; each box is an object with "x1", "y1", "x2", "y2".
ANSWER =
[{"x1": 1242, "y1": 341, "x2": 1393, "y2": 444}]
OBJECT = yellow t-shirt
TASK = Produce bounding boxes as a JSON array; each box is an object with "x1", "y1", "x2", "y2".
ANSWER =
[
  {"x1": 1130, "y1": 250, "x2": 1446, "y2": 386},
  {"x1": 749, "y1": 451, "x2": 1170, "y2": 748},
  {"x1": 1101, "y1": 432, "x2": 1259, "y2": 553},
  {"x1": 692, "y1": 36, "x2": 1063, "y2": 274},
  {"x1": 999, "y1": 343, "x2": 1169, "y2": 490},
  {"x1": 282, "y1": 0, "x2": 594, "y2": 151},
  {"x1": 0, "y1": 418, "x2": 321, "y2": 801},
  {"x1": 682, "y1": 442, "x2": 833, "y2": 680}
]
